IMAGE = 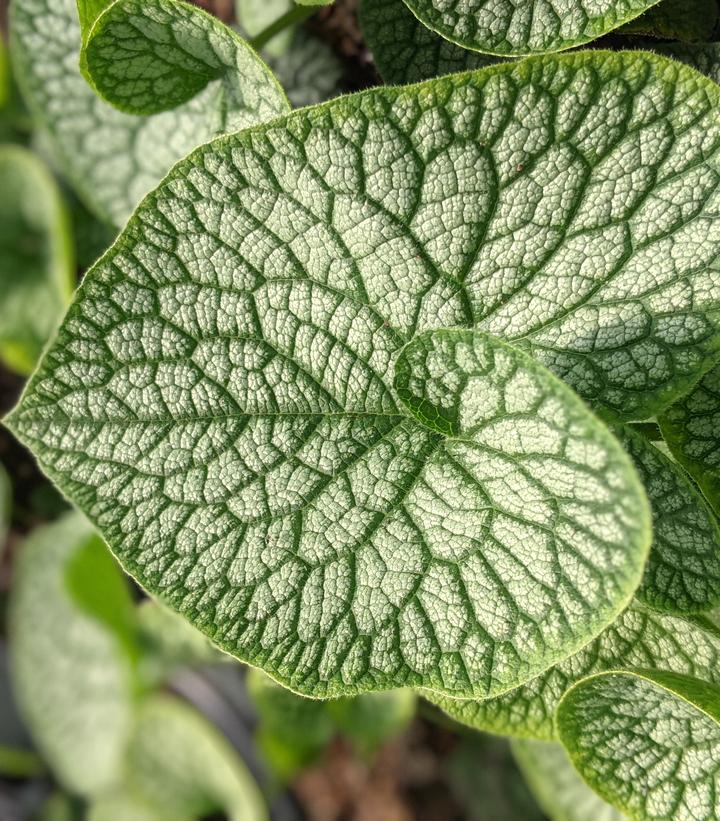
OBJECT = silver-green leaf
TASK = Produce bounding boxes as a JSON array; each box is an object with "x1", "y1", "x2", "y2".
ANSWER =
[
  {"x1": 557, "y1": 670, "x2": 720, "y2": 821},
  {"x1": 400, "y1": 0, "x2": 660, "y2": 57},
  {"x1": 10, "y1": 0, "x2": 289, "y2": 226}
]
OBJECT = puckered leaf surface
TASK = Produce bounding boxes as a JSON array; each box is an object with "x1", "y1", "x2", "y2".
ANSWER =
[
  {"x1": 361, "y1": 0, "x2": 497, "y2": 84},
  {"x1": 512, "y1": 739, "x2": 627, "y2": 821},
  {"x1": 429, "y1": 603, "x2": 720, "y2": 739},
  {"x1": 557, "y1": 670, "x2": 720, "y2": 821},
  {"x1": 13, "y1": 49, "x2": 720, "y2": 697},
  {"x1": 9, "y1": 0, "x2": 288, "y2": 226},
  {"x1": 0, "y1": 145, "x2": 74, "y2": 375},
  {"x1": 617, "y1": 425, "x2": 720, "y2": 614},
  {"x1": 9, "y1": 513, "x2": 135, "y2": 796},
  {"x1": 660, "y1": 362, "x2": 720, "y2": 514},
  {"x1": 401, "y1": 0, "x2": 659, "y2": 57},
  {"x1": 8, "y1": 314, "x2": 649, "y2": 698}
]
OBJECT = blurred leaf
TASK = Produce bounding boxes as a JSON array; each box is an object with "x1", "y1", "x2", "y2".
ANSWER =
[
  {"x1": 236, "y1": 0, "x2": 295, "y2": 58},
  {"x1": 447, "y1": 734, "x2": 544, "y2": 821},
  {"x1": 0, "y1": 464, "x2": 10, "y2": 548},
  {"x1": 329, "y1": 689, "x2": 416, "y2": 757},
  {"x1": 247, "y1": 668, "x2": 334, "y2": 780},
  {"x1": 512, "y1": 738, "x2": 626, "y2": 821},
  {"x1": 121, "y1": 695, "x2": 267, "y2": 821},
  {"x1": 0, "y1": 145, "x2": 74, "y2": 375},
  {"x1": 9, "y1": 513, "x2": 135, "y2": 796},
  {"x1": 137, "y1": 599, "x2": 224, "y2": 686},
  {"x1": 268, "y1": 29, "x2": 344, "y2": 107}
]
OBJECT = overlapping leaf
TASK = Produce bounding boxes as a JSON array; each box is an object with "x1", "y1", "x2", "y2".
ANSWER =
[
  {"x1": 660, "y1": 363, "x2": 720, "y2": 514},
  {"x1": 557, "y1": 670, "x2": 720, "y2": 821},
  {"x1": 361, "y1": 0, "x2": 497, "y2": 84},
  {"x1": 9, "y1": 0, "x2": 289, "y2": 226},
  {"x1": 617, "y1": 425, "x2": 720, "y2": 614},
  {"x1": 12, "y1": 50, "x2": 720, "y2": 698},
  {"x1": 429, "y1": 604, "x2": 720, "y2": 739},
  {"x1": 512, "y1": 739, "x2": 627, "y2": 821},
  {"x1": 0, "y1": 145, "x2": 74, "y2": 375},
  {"x1": 401, "y1": 0, "x2": 659, "y2": 56}
]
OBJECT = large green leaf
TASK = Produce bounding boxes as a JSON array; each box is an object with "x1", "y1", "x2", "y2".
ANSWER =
[
  {"x1": 9, "y1": 513, "x2": 135, "y2": 796},
  {"x1": 429, "y1": 603, "x2": 720, "y2": 739},
  {"x1": 8, "y1": 313, "x2": 650, "y2": 698},
  {"x1": 657, "y1": 43, "x2": 720, "y2": 87},
  {"x1": 14, "y1": 49, "x2": 720, "y2": 696},
  {"x1": 660, "y1": 362, "x2": 720, "y2": 514},
  {"x1": 617, "y1": 425, "x2": 720, "y2": 614},
  {"x1": 512, "y1": 739, "x2": 627, "y2": 821},
  {"x1": 401, "y1": 0, "x2": 660, "y2": 57},
  {"x1": 0, "y1": 145, "x2": 74, "y2": 375},
  {"x1": 360, "y1": 0, "x2": 497, "y2": 84},
  {"x1": 9, "y1": 0, "x2": 289, "y2": 226},
  {"x1": 557, "y1": 670, "x2": 720, "y2": 821}
]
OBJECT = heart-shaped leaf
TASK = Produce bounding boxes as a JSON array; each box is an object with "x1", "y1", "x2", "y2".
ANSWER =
[
  {"x1": 512, "y1": 738, "x2": 627, "y2": 821},
  {"x1": 401, "y1": 0, "x2": 660, "y2": 56},
  {"x1": 660, "y1": 363, "x2": 720, "y2": 515},
  {"x1": 8, "y1": 321, "x2": 649, "y2": 698},
  {"x1": 557, "y1": 670, "x2": 720, "y2": 821},
  {"x1": 429, "y1": 604, "x2": 720, "y2": 739},
  {"x1": 12, "y1": 49, "x2": 720, "y2": 697},
  {"x1": 10, "y1": 0, "x2": 289, "y2": 226}
]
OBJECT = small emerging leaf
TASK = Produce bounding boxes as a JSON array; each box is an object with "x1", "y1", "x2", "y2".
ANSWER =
[
  {"x1": 401, "y1": 0, "x2": 660, "y2": 57},
  {"x1": 10, "y1": 0, "x2": 289, "y2": 226},
  {"x1": 557, "y1": 670, "x2": 720, "y2": 821},
  {"x1": 78, "y1": 0, "x2": 286, "y2": 116}
]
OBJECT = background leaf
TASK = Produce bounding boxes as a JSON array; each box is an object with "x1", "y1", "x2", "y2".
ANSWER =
[
  {"x1": 9, "y1": 0, "x2": 289, "y2": 226},
  {"x1": 616, "y1": 425, "x2": 720, "y2": 614},
  {"x1": 511, "y1": 738, "x2": 627, "y2": 821},
  {"x1": 360, "y1": 0, "x2": 498, "y2": 84},
  {"x1": 621, "y1": 0, "x2": 718, "y2": 43},
  {"x1": 9, "y1": 513, "x2": 135, "y2": 796},
  {"x1": 0, "y1": 145, "x2": 73, "y2": 375},
  {"x1": 660, "y1": 362, "x2": 720, "y2": 515}
]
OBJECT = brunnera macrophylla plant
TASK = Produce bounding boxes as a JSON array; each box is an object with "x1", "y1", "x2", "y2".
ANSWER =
[{"x1": 7, "y1": 0, "x2": 720, "y2": 818}]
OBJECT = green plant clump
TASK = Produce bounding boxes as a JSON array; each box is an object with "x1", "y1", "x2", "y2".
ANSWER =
[{"x1": 5, "y1": 0, "x2": 720, "y2": 818}]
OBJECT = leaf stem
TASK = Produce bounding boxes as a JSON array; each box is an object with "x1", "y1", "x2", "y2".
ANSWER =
[{"x1": 249, "y1": 5, "x2": 316, "y2": 52}]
